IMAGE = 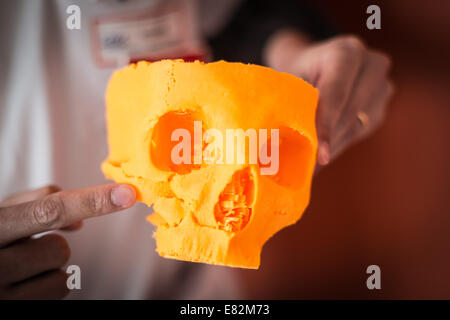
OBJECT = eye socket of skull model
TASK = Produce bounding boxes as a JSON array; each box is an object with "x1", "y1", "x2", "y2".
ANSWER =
[
  {"x1": 259, "y1": 126, "x2": 313, "y2": 190},
  {"x1": 150, "y1": 110, "x2": 205, "y2": 175}
]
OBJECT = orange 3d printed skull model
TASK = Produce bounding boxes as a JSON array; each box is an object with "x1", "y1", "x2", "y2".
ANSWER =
[{"x1": 102, "y1": 60, "x2": 318, "y2": 269}]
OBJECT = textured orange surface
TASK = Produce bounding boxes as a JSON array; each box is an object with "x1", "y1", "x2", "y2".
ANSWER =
[{"x1": 102, "y1": 60, "x2": 318, "y2": 268}]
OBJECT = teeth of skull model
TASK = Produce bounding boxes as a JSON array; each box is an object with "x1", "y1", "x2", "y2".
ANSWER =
[{"x1": 101, "y1": 59, "x2": 318, "y2": 269}]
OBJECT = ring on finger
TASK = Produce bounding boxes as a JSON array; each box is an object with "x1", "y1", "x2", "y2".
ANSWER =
[{"x1": 357, "y1": 110, "x2": 370, "y2": 129}]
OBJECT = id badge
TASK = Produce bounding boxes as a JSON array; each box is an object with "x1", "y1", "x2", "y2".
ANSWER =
[{"x1": 91, "y1": 0, "x2": 206, "y2": 68}]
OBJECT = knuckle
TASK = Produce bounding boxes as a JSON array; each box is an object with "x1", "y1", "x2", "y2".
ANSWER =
[
  {"x1": 31, "y1": 196, "x2": 65, "y2": 228},
  {"x1": 326, "y1": 43, "x2": 347, "y2": 62},
  {"x1": 85, "y1": 190, "x2": 108, "y2": 214},
  {"x1": 336, "y1": 35, "x2": 365, "y2": 55},
  {"x1": 327, "y1": 36, "x2": 366, "y2": 68}
]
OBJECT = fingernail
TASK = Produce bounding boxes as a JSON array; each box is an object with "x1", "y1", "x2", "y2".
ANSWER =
[
  {"x1": 111, "y1": 185, "x2": 136, "y2": 207},
  {"x1": 318, "y1": 142, "x2": 330, "y2": 166}
]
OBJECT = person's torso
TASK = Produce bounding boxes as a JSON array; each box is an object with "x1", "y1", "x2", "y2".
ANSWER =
[{"x1": 0, "y1": 0, "x2": 241, "y2": 299}]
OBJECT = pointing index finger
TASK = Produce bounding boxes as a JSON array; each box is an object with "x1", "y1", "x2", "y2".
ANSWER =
[{"x1": 0, "y1": 184, "x2": 136, "y2": 247}]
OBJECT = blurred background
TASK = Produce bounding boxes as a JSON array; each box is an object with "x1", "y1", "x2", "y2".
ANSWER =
[{"x1": 237, "y1": 0, "x2": 450, "y2": 299}]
